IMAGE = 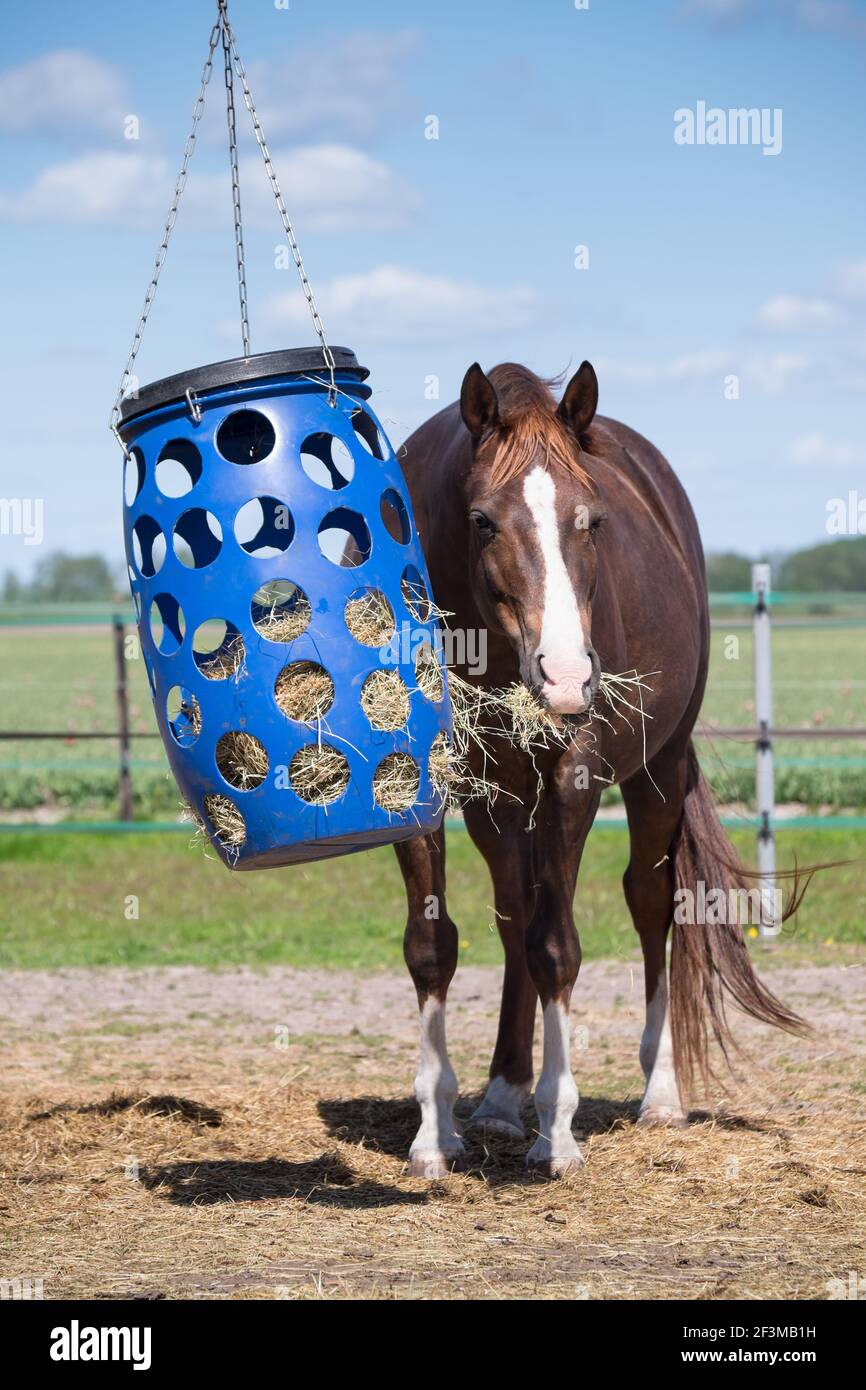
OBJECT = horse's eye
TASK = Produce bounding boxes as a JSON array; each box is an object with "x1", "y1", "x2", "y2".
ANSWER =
[{"x1": 470, "y1": 510, "x2": 496, "y2": 538}]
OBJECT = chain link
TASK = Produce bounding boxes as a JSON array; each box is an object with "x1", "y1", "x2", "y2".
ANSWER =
[
  {"x1": 222, "y1": 13, "x2": 337, "y2": 405},
  {"x1": 109, "y1": 21, "x2": 222, "y2": 453},
  {"x1": 221, "y1": 8, "x2": 250, "y2": 359}
]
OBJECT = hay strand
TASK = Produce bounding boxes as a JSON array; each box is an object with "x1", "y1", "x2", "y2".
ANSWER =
[
  {"x1": 289, "y1": 743, "x2": 350, "y2": 805},
  {"x1": 360, "y1": 669, "x2": 410, "y2": 731},
  {"x1": 345, "y1": 590, "x2": 395, "y2": 647},
  {"x1": 372, "y1": 752, "x2": 420, "y2": 812},
  {"x1": 275, "y1": 662, "x2": 335, "y2": 722},
  {"x1": 202, "y1": 793, "x2": 246, "y2": 848},
  {"x1": 215, "y1": 731, "x2": 269, "y2": 791}
]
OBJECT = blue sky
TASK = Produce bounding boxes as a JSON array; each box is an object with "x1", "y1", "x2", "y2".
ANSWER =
[{"x1": 1, "y1": 0, "x2": 864, "y2": 580}]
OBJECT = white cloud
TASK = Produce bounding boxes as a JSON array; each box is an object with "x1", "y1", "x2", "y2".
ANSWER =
[
  {"x1": 596, "y1": 348, "x2": 809, "y2": 394},
  {"x1": 260, "y1": 265, "x2": 538, "y2": 344},
  {"x1": 0, "y1": 145, "x2": 417, "y2": 232},
  {"x1": 790, "y1": 433, "x2": 865, "y2": 466},
  {"x1": 757, "y1": 293, "x2": 838, "y2": 329},
  {"x1": 597, "y1": 349, "x2": 731, "y2": 385},
  {"x1": 798, "y1": 1, "x2": 866, "y2": 41},
  {"x1": 0, "y1": 50, "x2": 128, "y2": 138},
  {"x1": 242, "y1": 30, "x2": 421, "y2": 143}
]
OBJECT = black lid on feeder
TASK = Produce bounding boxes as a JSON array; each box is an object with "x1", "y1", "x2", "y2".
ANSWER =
[{"x1": 118, "y1": 346, "x2": 368, "y2": 425}]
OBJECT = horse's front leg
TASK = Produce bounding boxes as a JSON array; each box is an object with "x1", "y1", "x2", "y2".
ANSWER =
[
  {"x1": 463, "y1": 800, "x2": 537, "y2": 1138},
  {"x1": 394, "y1": 828, "x2": 464, "y2": 1178},
  {"x1": 525, "y1": 778, "x2": 600, "y2": 1176}
]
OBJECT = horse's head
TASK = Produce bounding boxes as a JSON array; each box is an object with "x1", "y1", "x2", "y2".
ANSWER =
[{"x1": 459, "y1": 360, "x2": 603, "y2": 716}]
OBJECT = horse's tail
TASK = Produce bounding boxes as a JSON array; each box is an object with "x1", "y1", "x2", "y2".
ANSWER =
[{"x1": 669, "y1": 743, "x2": 812, "y2": 1094}]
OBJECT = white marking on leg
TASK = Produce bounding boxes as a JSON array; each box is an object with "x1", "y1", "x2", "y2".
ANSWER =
[
  {"x1": 408, "y1": 996, "x2": 464, "y2": 1177},
  {"x1": 526, "y1": 999, "x2": 584, "y2": 1172},
  {"x1": 639, "y1": 973, "x2": 686, "y2": 1123},
  {"x1": 469, "y1": 1074, "x2": 530, "y2": 1137},
  {"x1": 522, "y1": 466, "x2": 593, "y2": 714}
]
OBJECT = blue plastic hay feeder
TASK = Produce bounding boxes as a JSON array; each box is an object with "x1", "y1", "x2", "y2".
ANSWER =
[{"x1": 119, "y1": 347, "x2": 452, "y2": 870}]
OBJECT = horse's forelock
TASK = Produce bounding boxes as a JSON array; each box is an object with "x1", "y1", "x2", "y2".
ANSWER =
[{"x1": 478, "y1": 363, "x2": 595, "y2": 492}]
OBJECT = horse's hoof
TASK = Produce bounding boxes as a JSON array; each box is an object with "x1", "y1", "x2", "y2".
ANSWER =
[
  {"x1": 407, "y1": 1147, "x2": 464, "y2": 1179},
  {"x1": 526, "y1": 1148, "x2": 585, "y2": 1178},
  {"x1": 466, "y1": 1109, "x2": 525, "y2": 1140},
  {"x1": 637, "y1": 1105, "x2": 688, "y2": 1129}
]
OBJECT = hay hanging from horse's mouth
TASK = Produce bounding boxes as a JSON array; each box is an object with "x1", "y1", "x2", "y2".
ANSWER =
[
  {"x1": 202, "y1": 793, "x2": 246, "y2": 849},
  {"x1": 275, "y1": 662, "x2": 335, "y2": 722},
  {"x1": 289, "y1": 743, "x2": 350, "y2": 805},
  {"x1": 215, "y1": 731, "x2": 269, "y2": 790},
  {"x1": 345, "y1": 590, "x2": 395, "y2": 647},
  {"x1": 360, "y1": 669, "x2": 410, "y2": 731},
  {"x1": 373, "y1": 752, "x2": 420, "y2": 812}
]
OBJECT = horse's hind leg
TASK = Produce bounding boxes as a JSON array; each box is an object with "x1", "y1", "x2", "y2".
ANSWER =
[
  {"x1": 620, "y1": 746, "x2": 689, "y2": 1127},
  {"x1": 463, "y1": 802, "x2": 537, "y2": 1138},
  {"x1": 394, "y1": 827, "x2": 464, "y2": 1177}
]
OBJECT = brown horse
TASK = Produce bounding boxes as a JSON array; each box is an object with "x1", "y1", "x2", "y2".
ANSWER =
[{"x1": 393, "y1": 359, "x2": 805, "y2": 1177}]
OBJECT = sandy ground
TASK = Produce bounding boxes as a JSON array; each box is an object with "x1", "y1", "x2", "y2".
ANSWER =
[{"x1": 2, "y1": 957, "x2": 866, "y2": 1300}]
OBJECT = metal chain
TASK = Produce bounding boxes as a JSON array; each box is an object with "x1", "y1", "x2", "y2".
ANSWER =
[
  {"x1": 109, "y1": 20, "x2": 222, "y2": 454},
  {"x1": 223, "y1": 13, "x2": 337, "y2": 405},
  {"x1": 110, "y1": 0, "x2": 338, "y2": 455},
  {"x1": 221, "y1": 6, "x2": 250, "y2": 359}
]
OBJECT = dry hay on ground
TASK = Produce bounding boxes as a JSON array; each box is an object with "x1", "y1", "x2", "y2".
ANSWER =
[{"x1": 2, "y1": 959, "x2": 864, "y2": 1301}]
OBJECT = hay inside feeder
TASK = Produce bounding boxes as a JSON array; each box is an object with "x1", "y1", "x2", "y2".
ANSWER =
[
  {"x1": 202, "y1": 792, "x2": 246, "y2": 848},
  {"x1": 289, "y1": 743, "x2": 350, "y2": 805},
  {"x1": 345, "y1": 589, "x2": 395, "y2": 647},
  {"x1": 414, "y1": 642, "x2": 444, "y2": 702},
  {"x1": 251, "y1": 581, "x2": 312, "y2": 642},
  {"x1": 215, "y1": 730, "x2": 269, "y2": 790},
  {"x1": 197, "y1": 631, "x2": 246, "y2": 681},
  {"x1": 360, "y1": 669, "x2": 410, "y2": 731},
  {"x1": 373, "y1": 751, "x2": 420, "y2": 812},
  {"x1": 427, "y1": 731, "x2": 452, "y2": 793},
  {"x1": 275, "y1": 661, "x2": 335, "y2": 722}
]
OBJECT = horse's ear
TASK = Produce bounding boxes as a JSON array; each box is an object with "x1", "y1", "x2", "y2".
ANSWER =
[
  {"x1": 557, "y1": 361, "x2": 598, "y2": 440},
  {"x1": 460, "y1": 362, "x2": 499, "y2": 442}
]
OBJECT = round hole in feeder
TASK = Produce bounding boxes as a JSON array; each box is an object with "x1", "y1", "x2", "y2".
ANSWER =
[
  {"x1": 350, "y1": 407, "x2": 386, "y2": 459},
  {"x1": 373, "y1": 751, "x2": 420, "y2": 812},
  {"x1": 344, "y1": 588, "x2": 396, "y2": 647},
  {"x1": 192, "y1": 618, "x2": 245, "y2": 681},
  {"x1": 414, "y1": 642, "x2": 444, "y2": 702},
  {"x1": 317, "y1": 508, "x2": 372, "y2": 568},
  {"x1": 149, "y1": 593, "x2": 186, "y2": 655},
  {"x1": 299, "y1": 432, "x2": 355, "y2": 490},
  {"x1": 131, "y1": 515, "x2": 166, "y2": 578},
  {"x1": 251, "y1": 579, "x2": 311, "y2": 641},
  {"x1": 166, "y1": 685, "x2": 202, "y2": 746},
  {"x1": 203, "y1": 792, "x2": 247, "y2": 849},
  {"x1": 216, "y1": 730, "x2": 269, "y2": 791},
  {"x1": 401, "y1": 564, "x2": 431, "y2": 621},
  {"x1": 216, "y1": 409, "x2": 276, "y2": 465},
  {"x1": 156, "y1": 439, "x2": 203, "y2": 497},
  {"x1": 173, "y1": 508, "x2": 223, "y2": 569},
  {"x1": 380, "y1": 488, "x2": 411, "y2": 545},
  {"x1": 274, "y1": 660, "x2": 335, "y2": 722},
  {"x1": 361, "y1": 669, "x2": 410, "y2": 731},
  {"x1": 289, "y1": 743, "x2": 350, "y2": 805},
  {"x1": 234, "y1": 496, "x2": 294, "y2": 557},
  {"x1": 124, "y1": 447, "x2": 145, "y2": 507}
]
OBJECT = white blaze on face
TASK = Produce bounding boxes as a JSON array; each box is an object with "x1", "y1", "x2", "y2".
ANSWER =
[{"x1": 522, "y1": 465, "x2": 593, "y2": 713}]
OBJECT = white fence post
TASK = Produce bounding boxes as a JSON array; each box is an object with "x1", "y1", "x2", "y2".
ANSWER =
[{"x1": 752, "y1": 563, "x2": 778, "y2": 937}]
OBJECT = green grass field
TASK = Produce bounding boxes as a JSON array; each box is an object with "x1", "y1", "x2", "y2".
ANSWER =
[
  {"x1": 0, "y1": 825, "x2": 862, "y2": 970},
  {"x1": 1, "y1": 616, "x2": 865, "y2": 815}
]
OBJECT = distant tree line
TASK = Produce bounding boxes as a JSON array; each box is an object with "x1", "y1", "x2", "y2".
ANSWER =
[
  {"x1": 705, "y1": 538, "x2": 866, "y2": 592},
  {"x1": 1, "y1": 553, "x2": 122, "y2": 603}
]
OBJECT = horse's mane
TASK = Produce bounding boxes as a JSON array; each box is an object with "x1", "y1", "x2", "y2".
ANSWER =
[{"x1": 483, "y1": 363, "x2": 593, "y2": 491}]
